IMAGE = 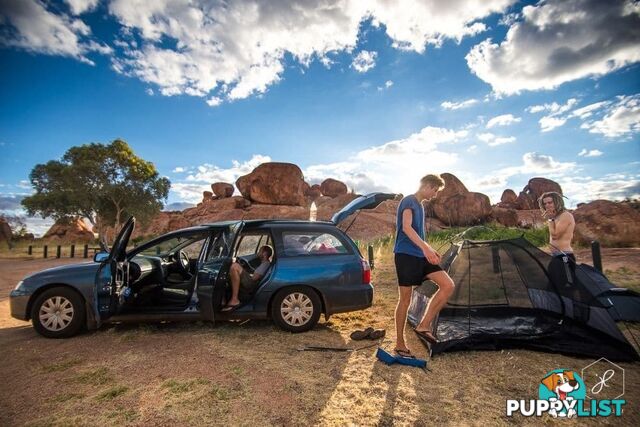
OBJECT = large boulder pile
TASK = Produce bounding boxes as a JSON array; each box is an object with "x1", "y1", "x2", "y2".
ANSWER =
[
  {"x1": 320, "y1": 178, "x2": 348, "y2": 198},
  {"x1": 573, "y1": 200, "x2": 640, "y2": 247},
  {"x1": 491, "y1": 177, "x2": 563, "y2": 228},
  {"x1": 427, "y1": 173, "x2": 492, "y2": 226},
  {"x1": 43, "y1": 217, "x2": 95, "y2": 243},
  {"x1": 211, "y1": 182, "x2": 234, "y2": 198},
  {"x1": 236, "y1": 162, "x2": 307, "y2": 206}
]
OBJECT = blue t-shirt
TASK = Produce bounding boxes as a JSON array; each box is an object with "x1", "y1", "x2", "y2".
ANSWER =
[{"x1": 393, "y1": 195, "x2": 425, "y2": 258}]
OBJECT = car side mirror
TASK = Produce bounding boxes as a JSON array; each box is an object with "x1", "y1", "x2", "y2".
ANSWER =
[{"x1": 93, "y1": 252, "x2": 109, "y2": 263}]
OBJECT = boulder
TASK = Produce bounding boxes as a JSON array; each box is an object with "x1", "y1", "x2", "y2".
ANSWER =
[
  {"x1": 203, "y1": 191, "x2": 214, "y2": 201},
  {"x1": 573, "y1": 200, "x2": 640, "y2": 247},
  {"x1": 515, "y1": 209, "x2": 546, "y2": 229},
  {"x1": 305, "y1": 184, "x2": 322, "y2": 200},
  {"x1": 320, "y1": 178, "x2": 348, "y2": 198},
  {"x1": 491, "y1": 206, "x2": 518, "y2": 227},
  {"x1": 428, "y1": 173, "x2": 492, "y2": 226},
  {"x1": 0, "y1": 217, "x2": 12, "y2": 246},
  {"x1": 42, "y1": 217, "x2": 95, "y2": 243},
  {"x1": 515, "y1": 177, "x2": 562, "y2": 210},
  {"x1": 211, "y1": 182, "x2": 234, "y2": 198},
  {"x1": 236, "y1": 162, "x2": 306, "y2": 206},
  {"x1": 498, "y1": 189, "x2": 518, "y2": 208}
]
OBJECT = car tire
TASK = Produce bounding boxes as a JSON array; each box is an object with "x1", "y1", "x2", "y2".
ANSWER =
[
  {"x1": 271, "y1": 286, "x2": 322, "y2": 333},
  {"x1": 31, "y1": 287, "x2": 86, "y2": 338}
]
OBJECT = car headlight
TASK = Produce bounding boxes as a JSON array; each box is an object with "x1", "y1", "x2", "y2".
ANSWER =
[{"x1": 14, "y1": 280, "x2": 24, "y2": 291}]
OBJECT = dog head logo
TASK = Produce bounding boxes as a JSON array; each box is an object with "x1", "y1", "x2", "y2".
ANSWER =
[{"x1": 538, "y1": 370, "x2": 586, "y2": 418}]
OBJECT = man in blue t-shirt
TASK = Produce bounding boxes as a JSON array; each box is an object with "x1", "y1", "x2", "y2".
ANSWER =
[{"x1": 393, "y1": 174, "x2": 455, "y2": 358}]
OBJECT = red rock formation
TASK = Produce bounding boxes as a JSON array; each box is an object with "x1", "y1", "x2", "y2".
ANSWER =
[
  {"x1": 236, "y1": 162, "x2": 306, "y2": 206},
  {"x1": 491, "y1": 206, "x2": 518, "y2": 227},
  {"x1": 573, "y1": 200, "x2": 640, "y2": 246},
  {"x1": 42, "y1": 217, "x2": 95, "y2": 243},
  {"x1": 203, "y1": 191, "x2": 214, "y2": 201},
  {"x1": 498, "y1": 189, "x2": 518, "y2": 208},
  {"x1": 305, "y1": 184, "x2": 322, "y2": 200},
  {"x1": 428, "y1": 173, "x2": 492, "y2": 226},
  {"x1": 515, "y1": 178, "x2": 562, "y2": 210},
  {"x1": 320, "y1": 178, "x2": 348, "y2": 198},
  {"x1": 211, "y1": 182, "x2": 234, "y2": 198},
  {"x1": 0, "y1": 217, "x2": 12, "y2": 246}
]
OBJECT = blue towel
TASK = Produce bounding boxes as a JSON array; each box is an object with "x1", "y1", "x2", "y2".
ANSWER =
[{"x1": 376, "y1": 347, "x2": 427, "y2": 368}]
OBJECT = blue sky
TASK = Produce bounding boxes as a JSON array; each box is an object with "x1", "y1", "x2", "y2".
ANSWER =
[{"x1": 1, "y1": 0, "x2": 639, "y2": 235}]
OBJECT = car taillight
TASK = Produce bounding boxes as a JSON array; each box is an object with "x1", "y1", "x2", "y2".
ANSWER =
[{"x1": 361, "y1": 259, "x2": 371, "y2": 284}]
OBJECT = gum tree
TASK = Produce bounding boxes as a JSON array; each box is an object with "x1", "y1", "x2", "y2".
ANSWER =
[{"x1": 22, "y1": 139, "x2": 170, "y2": 241}]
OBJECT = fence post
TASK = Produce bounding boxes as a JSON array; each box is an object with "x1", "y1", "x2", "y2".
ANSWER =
[
  {"x1": 43, "y1": 245, "x2": 48, "y2": 258},
  {"x1": 28, "y1": 245, "x2": 32, "y2": 255},
  {"x1": 368, "y1": 244, "x2": 375, "y2": 270},
  {"x1": 591, "y1": 240, "x2": 603, "y2": 272},
  {"x1": 56, "y1": 245, "x2": 61, "y2": 258},
  {"x1": 84, "y1": 244, "x2": 89, "y2": 258},
  {"x1": 70, "y1": 244, "x2": 75, "y2": 258}
]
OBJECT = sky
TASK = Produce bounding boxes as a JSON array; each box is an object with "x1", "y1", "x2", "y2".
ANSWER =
[{"x1": 1, "y1": 0, "x2": 639, "y2": 236}]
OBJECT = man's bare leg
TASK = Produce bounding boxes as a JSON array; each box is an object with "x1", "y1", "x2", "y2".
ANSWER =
[
  {"x1": 227, "y1": 263, "x2": 242, "y2": 306},
  {"x1": 416, "y1": 271, "x2": 455, "y2": 333},
  {"x1": 395, "y1": 286, "x2": 414, "y2": 352}
]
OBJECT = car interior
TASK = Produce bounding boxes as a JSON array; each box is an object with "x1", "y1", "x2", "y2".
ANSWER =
[
  {"x1": 227, "y1": 231, "x2": 275, "y2": 303},
  {"x1": 125, "y1": 231, "x2": 210, "y2": 311}
]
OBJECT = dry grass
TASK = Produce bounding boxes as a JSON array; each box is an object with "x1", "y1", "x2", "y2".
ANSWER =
[{"x1": 1, "y1": 251, "x2": 639, "y2": 426}]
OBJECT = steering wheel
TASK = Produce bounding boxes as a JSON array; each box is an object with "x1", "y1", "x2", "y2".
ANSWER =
[{"x1": 176, "y1": 250, "x2": 191, "y2": 275}]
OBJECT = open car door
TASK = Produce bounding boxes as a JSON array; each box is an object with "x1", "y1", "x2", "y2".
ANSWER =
[
  {"x1": 331, "y1": 192, "x2": 399, "y2": 229},
  {"x1": 95, "y1": 216, "x2": 135, "y2": 323},
  {"x1": 196, "y1": 221, "x2": 243, "y2": 322}
]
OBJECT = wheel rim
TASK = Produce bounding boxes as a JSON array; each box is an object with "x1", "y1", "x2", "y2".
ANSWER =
[
  {"x1": 280, "y1": 292, "x2": 314, "y2": 327},
  {"x1": 39, "y1": 296, "x2": 74, "y2": 332}
]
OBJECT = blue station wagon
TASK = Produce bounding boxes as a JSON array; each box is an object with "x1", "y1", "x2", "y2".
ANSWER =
[{"x1": 10, "y1": 193, "x2": 397, "y2": 337}]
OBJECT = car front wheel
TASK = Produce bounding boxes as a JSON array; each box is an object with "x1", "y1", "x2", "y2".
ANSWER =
[
  {"x1": 31, "y1": 287, "x2": 85, "y2": 338},
  {"x1": 271, "y1": 287, "x2": 321, "y2": 333}
]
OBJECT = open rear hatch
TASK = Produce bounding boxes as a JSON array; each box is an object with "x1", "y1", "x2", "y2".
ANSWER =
[{"x1": 330, "y1": 192, "x2": 399, "y2": 226}]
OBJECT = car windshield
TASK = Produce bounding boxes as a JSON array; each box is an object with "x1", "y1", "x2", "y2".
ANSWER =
[{"x1": 130, "y1": 227, "x2": 235, "y2": 259}]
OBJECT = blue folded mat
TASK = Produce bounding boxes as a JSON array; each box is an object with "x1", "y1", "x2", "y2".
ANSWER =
[{"x1": 376, "y1": 347, "x2": 427, "y2": 368}]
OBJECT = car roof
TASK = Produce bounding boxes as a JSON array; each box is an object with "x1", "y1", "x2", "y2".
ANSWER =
[{"x1": 200, "y1": 219, "x2": 335, "y2": 227}]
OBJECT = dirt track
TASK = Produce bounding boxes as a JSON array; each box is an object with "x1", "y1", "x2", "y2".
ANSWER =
[{"x1": 0, "y1": 252, "x2": 639, "y2": 426}]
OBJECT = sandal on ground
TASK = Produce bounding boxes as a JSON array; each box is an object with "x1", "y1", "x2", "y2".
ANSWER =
[
  {"x1": 414, "y1": 329, "x2": 438, "y2": 344},
  {"x1": 394, "y1": 348, "x2": 416, "y2": 358},
  {"x1": 369, "y1": 329, "x2": 386, "y2": 340},
  {"x1": 222, "y1": 303, "x2": 241, "y2": 312},
  {"x1": 350, "y1": 327, "x2": 374, "y2": 341}
]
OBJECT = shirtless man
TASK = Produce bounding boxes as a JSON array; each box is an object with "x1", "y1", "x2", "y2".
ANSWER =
[
  {"x1": 539, "y1": 192, "x2": 575, "y2": 257},
  {"x1": 539, "y1": 192, "x2": 576, "y2": 288}
]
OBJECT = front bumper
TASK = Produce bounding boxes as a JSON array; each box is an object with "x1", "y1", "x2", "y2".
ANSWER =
[{"x1": 9, "y1": 289, "x2": 30, "y2": 320}]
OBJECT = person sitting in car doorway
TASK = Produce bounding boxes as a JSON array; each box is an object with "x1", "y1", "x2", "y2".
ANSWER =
[{"x1": 223, "y1": 245, "x2": 273, "y2": 311}]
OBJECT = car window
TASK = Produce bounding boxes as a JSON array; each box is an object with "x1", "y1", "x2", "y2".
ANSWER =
[
  {"x1": 236, "y1": 233, "x2": 273, "y2": 257},
  {"x1": 135, "y1": 232, "x2": 208, "y2": 257},
  {"x1": 282, "y1": 231, "x2": 349, "y2": 256}
]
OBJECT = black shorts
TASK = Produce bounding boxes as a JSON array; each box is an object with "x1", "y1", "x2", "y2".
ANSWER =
[{"x1": 394, "y1": 253, "x2": 443, "y2": 286}]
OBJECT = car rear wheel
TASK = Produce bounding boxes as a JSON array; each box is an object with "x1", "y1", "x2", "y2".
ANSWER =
[
  {"x1": 31, "y1": 287, "x2": 85, "y2": 338},
  {"x1": 271, "y1": 287, "x2": 321, "y2": 333}
]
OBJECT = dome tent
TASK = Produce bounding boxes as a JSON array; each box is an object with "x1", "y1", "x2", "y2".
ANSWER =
[{"x1": 407, "y1": 236, "x2": 639, "y2": 361}]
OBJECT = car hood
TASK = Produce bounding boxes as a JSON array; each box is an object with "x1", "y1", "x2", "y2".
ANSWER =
[{"x1": 24, "y1": 261, "x2": 100, "y2": 281}]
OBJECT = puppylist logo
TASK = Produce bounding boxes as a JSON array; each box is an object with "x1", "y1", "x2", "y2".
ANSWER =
[{"x1": 506, "y1": 359, "x2": 626, "y2": 418}]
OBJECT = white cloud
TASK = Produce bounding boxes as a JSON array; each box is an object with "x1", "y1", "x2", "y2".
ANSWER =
[
  {"x1": 377, "y1": 80, "x2": 393, "y2": 91},
  {"x1": 486, "y1": 113, "x2": 521, "y2": 128},
  {"x1": 105, "y1": 0, "x2": 515, "y2": 105},
  {"x1": 466, "y1": 0, "x2": 640, "y2": 95},
  {"x1": 352, "y1": 50, "x2": 377, "y2": 73},
  {"x1": 304, "y1": 125, "x2": 468, "y2": 194},
  {"x1": 580, "y1": 94, "x2": 640, "y2": 138},
  {"x1": 441, "y1": 98, "x2": 478, "y2": 110},
  {"x1": 172, "y1": 167, "x2": 185, "y2": 173},
  {"x1": 526, "y1": 98, "x2": 578, "y2": 116},
  {"x1": 539, "y1": 116, "x2": 567, "y2": 133},
  {"x1": 64, "y1": 0, "x2": 99, "y2": 15},
  {"x1": 578, "y1": 148, "x2": 603, "y2": 157},
  {"x1": 145, "y1": 88, "x2": 154, "y2": 96},
  {"x1": 206, "y1": 96, "x2": 223, "y2": 107},
  {"x1": 477, "y1": 132, "x2": 516, "y2": 146},
  {"x1": 0, "y1": 0, "x2": 111, "y2": 65}
]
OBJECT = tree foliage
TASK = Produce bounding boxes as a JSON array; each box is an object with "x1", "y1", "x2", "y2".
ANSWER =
[{"x1": 22, "y1": 139, "x2": 170, "y2": 233}]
